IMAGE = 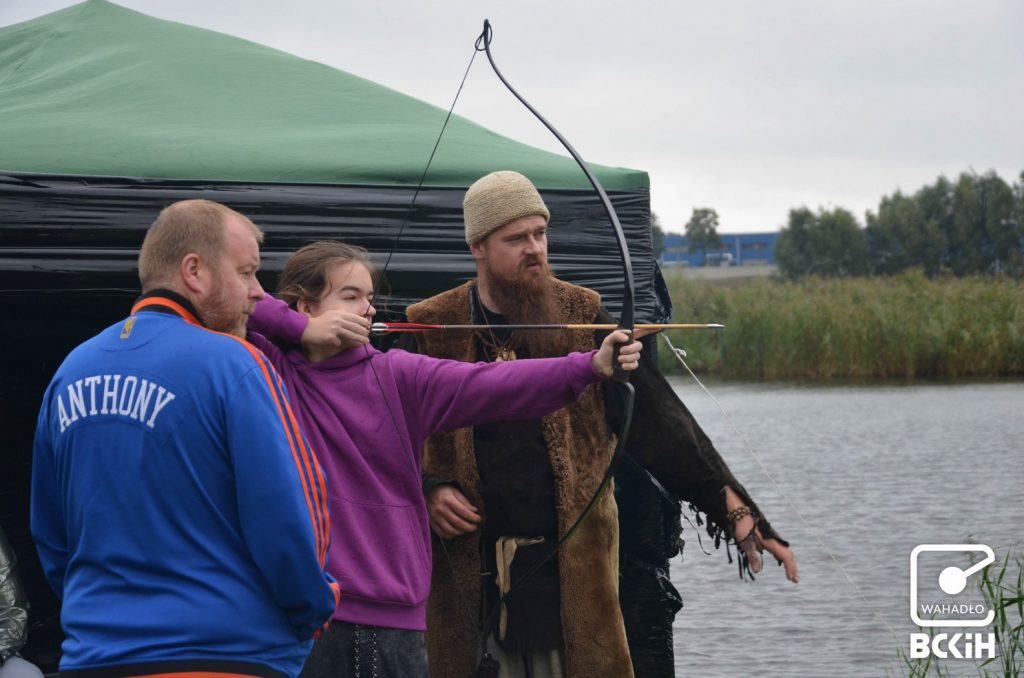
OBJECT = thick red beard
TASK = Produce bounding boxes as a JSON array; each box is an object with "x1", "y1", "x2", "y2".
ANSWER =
[{"x1": 484, "y1": 255, "x2": 562, "y2": 357}]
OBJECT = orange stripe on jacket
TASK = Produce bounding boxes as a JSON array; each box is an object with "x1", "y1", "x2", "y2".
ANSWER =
[
  {"x1": 233, "y1": 339, "x2": 329, "y2": 565},
  {"x1": 280, "y1": 385, "x2": 331, "y2": 562},
  {"x1": 258, "y1": 354, "x2": 330, "y2": 564},
  {"x1": 131, "y1": 297, "x2": 201, "y2": 325},
  {"x1": 130, "y1": 298, "x2": 330, "y2": 565}
]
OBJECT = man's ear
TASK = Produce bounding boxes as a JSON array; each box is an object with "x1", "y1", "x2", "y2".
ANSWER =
[
  {"x1": 469, "y1": 239, "x2": 486, "y2": 262},
  {"x1": 179, "y1": 253, "x2": 205, "y2": 294}
]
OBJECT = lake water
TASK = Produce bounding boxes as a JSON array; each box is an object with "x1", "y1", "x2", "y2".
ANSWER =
[{"x1": 665, "y1": 379, "x2": 1023, "y2": 677}]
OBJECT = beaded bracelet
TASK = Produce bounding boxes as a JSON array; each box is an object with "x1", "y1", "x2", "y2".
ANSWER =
[{"x1": 726, "y1": 506, "x2": 755, "y2": 524}]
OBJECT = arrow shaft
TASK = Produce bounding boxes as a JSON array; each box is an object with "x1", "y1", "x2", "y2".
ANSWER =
[{"x1": 371, "y1": 322, "x2": 723, "y2": 334}]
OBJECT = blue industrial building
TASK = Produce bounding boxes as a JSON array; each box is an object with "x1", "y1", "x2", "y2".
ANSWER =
[{"x1": 661, "y1": 232, "x2": 779, "y2": 266}]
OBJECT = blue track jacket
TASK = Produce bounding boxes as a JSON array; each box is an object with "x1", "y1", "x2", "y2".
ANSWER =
[{"x1": 31, "y1": 293, "x2": 338, "y2": 677}]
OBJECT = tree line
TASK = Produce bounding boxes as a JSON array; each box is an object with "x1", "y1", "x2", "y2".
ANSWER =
[{"x1": 774, "y1": 169, "x2": 1024, "y2": 278}]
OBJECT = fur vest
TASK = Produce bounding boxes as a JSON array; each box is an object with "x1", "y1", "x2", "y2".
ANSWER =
[{"x1": 407, "y1": 279, "x2": 635, "y2": 678}]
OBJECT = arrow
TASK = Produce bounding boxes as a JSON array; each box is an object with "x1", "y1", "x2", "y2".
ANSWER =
[{"x1": 371, "y1": 322, "x2": 724, "y2": 334}]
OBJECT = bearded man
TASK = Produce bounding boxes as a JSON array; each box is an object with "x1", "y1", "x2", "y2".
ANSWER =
[
  {"x1": 31, "y1": 200, "x2": 338, "y2": 677},
  {"x1": 404, "y1": 171, "x2": 798, "y2": 678}
]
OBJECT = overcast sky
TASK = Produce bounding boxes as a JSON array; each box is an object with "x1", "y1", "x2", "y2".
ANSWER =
[{"x1": 2, "y1": 1, "x2": 1021, "y2": 233}]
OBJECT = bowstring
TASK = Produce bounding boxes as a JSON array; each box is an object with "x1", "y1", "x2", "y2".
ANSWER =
[
  {"x1": 659, "y1": 332, "x2": 900, "y2": 642},
  {"x1": 377, "y1": 45, "x2": 479, "y2": 279},
  {"x1": 361, "y1": 39, "x2": 486, "y2": 651},
  {"x1": 364, "y1": 36, "x2": 480, "y2": 463}
]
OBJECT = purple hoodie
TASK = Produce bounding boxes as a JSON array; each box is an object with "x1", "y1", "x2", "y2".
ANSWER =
[{"x1": 247, "y1": 297, "x2": 604, "y2": 631}]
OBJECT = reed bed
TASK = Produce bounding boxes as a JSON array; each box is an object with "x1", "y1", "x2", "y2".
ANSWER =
[{"x1": 658, "y1": 270, "x2": 1024, "y2": 380}]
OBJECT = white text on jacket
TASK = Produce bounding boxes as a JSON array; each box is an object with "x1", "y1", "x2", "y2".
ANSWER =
[{"x1": 56, "y1": 375, "x2": 176, "y2": 432}]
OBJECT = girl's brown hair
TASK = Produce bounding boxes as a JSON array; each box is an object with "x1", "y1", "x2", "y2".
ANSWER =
[{"x1": 276, "y1": 241, "x2": 380, "y2": 308}]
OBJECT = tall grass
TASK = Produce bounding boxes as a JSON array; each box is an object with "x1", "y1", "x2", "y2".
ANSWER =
[
  {"x1": 980, "y1": 553, "x2": 1024, "y2": 677},
  {"x1": 658, "y1": 270, "x2": 1024, "y2": 380}
]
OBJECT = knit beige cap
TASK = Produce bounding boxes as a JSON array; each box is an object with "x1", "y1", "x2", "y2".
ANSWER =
[{"x1": 463, "y1": 170, "x2": 550, "y2": 244}]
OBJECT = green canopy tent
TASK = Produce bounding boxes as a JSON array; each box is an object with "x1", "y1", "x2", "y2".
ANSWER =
[
  {"x1": 0, "y1": 0, "x2": 652, "y2": 189},
  {"x1": 0, "y1": 0, "x2": 663, "y2": 315},
  {"x1": 0, "y1": 2, "x2": 667, "y2": 668}
]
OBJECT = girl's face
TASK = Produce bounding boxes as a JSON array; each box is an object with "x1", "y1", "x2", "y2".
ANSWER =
[{"x1": 301, "y1": 261, "x2": 376, "y2": 319}]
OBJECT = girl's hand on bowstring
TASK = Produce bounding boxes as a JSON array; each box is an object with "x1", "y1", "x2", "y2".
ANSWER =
[{"x1": 301, "y1": 310, "x2": 371, "y2": 351}]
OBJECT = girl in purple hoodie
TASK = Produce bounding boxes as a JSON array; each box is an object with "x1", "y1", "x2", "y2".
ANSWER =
[{"x1": 246, "y1": 241, "x2": 640, "y2": 678}]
